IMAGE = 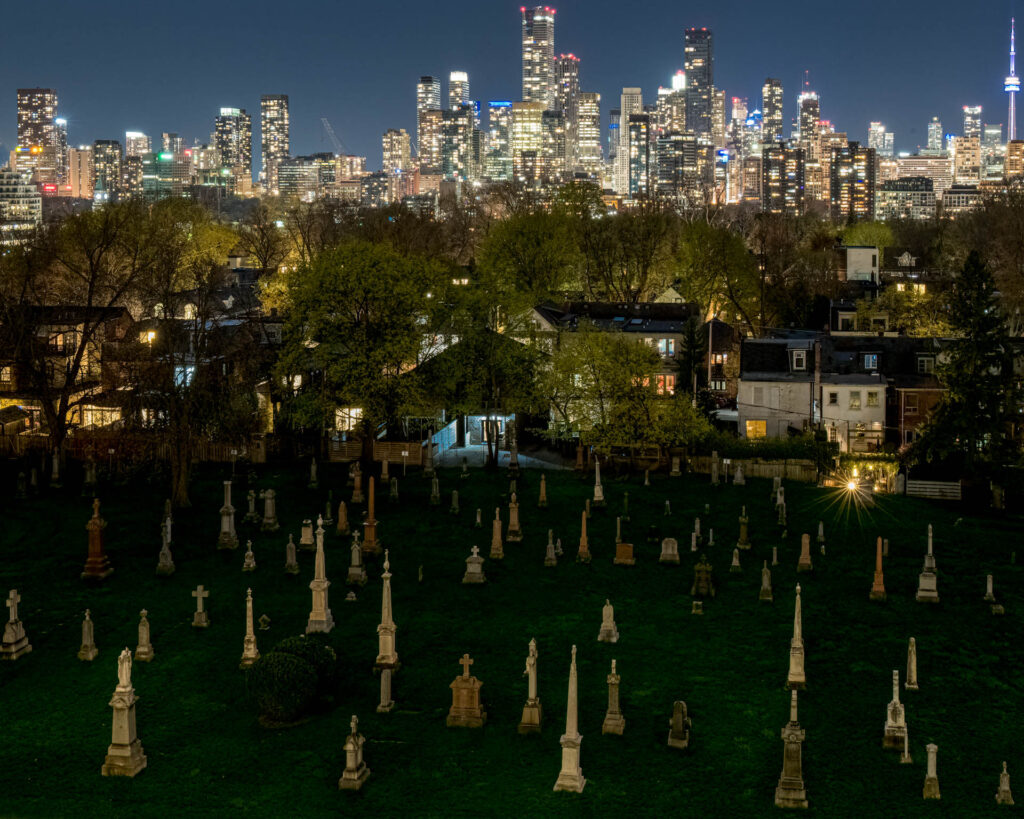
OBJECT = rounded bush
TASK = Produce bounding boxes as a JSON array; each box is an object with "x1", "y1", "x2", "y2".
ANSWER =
[
  {"x1": 272, "y1": 635, "x2": 339, "y2": 700},
  {"x1": 247, "y1": 651, "x2": 318, "y2": 724}
]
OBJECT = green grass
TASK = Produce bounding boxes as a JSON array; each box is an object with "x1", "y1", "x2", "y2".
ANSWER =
[{"x1": 0, "y1": 463, "x2": 1021, "y2": 818}]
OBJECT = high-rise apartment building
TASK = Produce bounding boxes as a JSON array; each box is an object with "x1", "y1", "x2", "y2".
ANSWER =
[
  {"x1": 485, "y1": 102, "x2": 514, "y2": 181},
  {"x1": 215, "y1": 108, "x2": 253, "y2": 178},
  {"x1": 711, "y1": 89, "x2": 726, "y2": 149},
  {"x1": 417, "y1": 76, "x2": 442, "y2": 166},
  {"x1": 626, "y1": 114, "x2": 651, "y2": 196},
  {"x1": 761, "y1": 78, "x2": 784, "y2": 144},
  {"x1": 962, "y1": 105, "x2": 982, "y2": 140},
  {"x1": 684, "y1": 28, "x2": 713, "y2": 138},
  {"x1": 124, "y1": 131, "x2": 151, "y2": 157},
  {"x1": 67, "y1": 146, "x2": 94, "y2": 199},
  {"x1": 868, "y1": 122, "x2": 895, "y2": 157},
  {"x1": 448, "y1": 71, "x2": 470, "y2": 110},
  {"x1": 897, "y1": 154, "x2": 954, "y2": 198},
  {"x1": 797, "y1": 90, "x2": 820, "y2": 147},
  {"x1": 542, "y1": 109, "x2": 568, "y2": 179},
  {"x1": 555, "y1": 54, "x2": 581, "y2": 170},
  {"x1": 442, "y1": 105, "x2": 476, "y2": 182},
  {"x1": 577, "y1": 92, "x2": 603, "y2": 180},
  {"x1": 16, "y1": 88, "x2": 60, "y2": 182},
  {"x1": 875, "y1": 177, "x2": 937, "y2": 220},
  {"x1": 616, "y1": 88, "x2": 643, "y2": 193},
  {"x1": 418, "y1": 108, "x2": 445, "y2": 175},
  {"x1": 951, "y1": 136, "x2": 981, "y2": 184},
  {"x1": 762, "y1": 142, "x2": 805, "y2": 216},
  {"x1": 382, "y1": 128, "x2": 411, "y2": 174},
  {"x1": 511, "y1": 102, "x2": 545, "y2": 184},
  {"x1": 829, "y1": 142, "x2": 876, "y2": 221},
  {"x1": 982, "y1": 124, "x2": 1005, "y2": 178},
  {"x1": 0, "y1": 169, "x2": 42, "y2": 245},
  {"x1": 926, "y1": 117, "x2": 944, "y2": 153},
  {"x1": 656, "y1": 131, "x2": 699, "y2": 199},
  {"x1": 92, "y1": 140, "x2": 122, "y2": 203},
  {"x1": 260, "y1": 94, "x2": 290, "y2": 194},
  {"x1": 522, "y1": 7, "x2": 556, "y2": 109}
]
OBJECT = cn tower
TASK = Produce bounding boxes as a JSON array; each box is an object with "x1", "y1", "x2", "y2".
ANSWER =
[{"x1": 1006, "y1": 18, "x2": 1020, "y2": 140}]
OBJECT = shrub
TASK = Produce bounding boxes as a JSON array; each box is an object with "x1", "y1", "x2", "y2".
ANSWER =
[
  {"x1": 272, "y1": 635, "x2": 339, "y2": 700},
  {"x1": 247, "y1": 652, "x2": 318, "y2": 724}
]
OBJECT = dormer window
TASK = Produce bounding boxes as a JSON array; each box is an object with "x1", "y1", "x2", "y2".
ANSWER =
[
  {"x1": 791, "y1": 350, "x2": 807, "y2": 371},
  {"x1": 864, "y1": 354, "x2": 878, "y2": 370}
]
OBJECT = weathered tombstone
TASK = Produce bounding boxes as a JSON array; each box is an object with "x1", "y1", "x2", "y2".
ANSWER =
[
  {"x1": 374, "y1": 551, "x2": 398, "y2": 671},
  {"x1": 507, "y1": 494, "x2": 523, "y2": 542},
  {"x1": 474, "y1": 508, "x2": 482, "y2": 529},
  {"x1": 690, "y1": 555, "x2": 716, "y2": 598},
  {"x1": 901, "y1": 731, "x2": 913, "y2": 764},
  {"x1": 984, "y1": 574, "x2": 996, "y2": 602},
  {"x1": 377, "y1": 669, "x2": 395, "y2": 714},
  {"x1": 597, "y1": 599, "x2": 619, "y2": 643},
  {"x1": 508, "y1": 438, "x2": 520, "y2": 478},
  {"x1": 518, "y1": 639, "x2": 542, "y2": 734},
  {"x1": 601, "y1": 659, "x2": 625, "y2": 735},
  {"x1": 460, "y1": 458, "x2": 469, "y2": 480},
  {"x1": 729, "y1": 548, "x2": 742, "y2": 573},
  {"x1": 299, "y1": 518, "x2": 314, "y2": 551},
  {"x1": 284, "y1": 535, "x2": 300, "y2": 575},
  {"x1": 772, "y1": 546, "x2": 779, "y2": 566},
  {"x1": 381, "y1": 458, "x2": 390, "y2": 483},
  {"x1": 447, "y1": 654, "x2": 486, "y2": 728},
  {"x1": 156, "y1": 523, "x2": 175, "y2": 577},
  {"x1": 242, "y1": 540, "x2": 256, "y2": 572},
  {"x1": 347, "y1": 533, "x2": 367, "y2": 586},
  {"x1": 883, "y1": 537, "x2": 889, "y2": 557},
  {"x1": 429, "y1": 475, "x2": 441, "y2": 506},
  {"x1": 773, "y1": 690, "x2": 808, "y2": 809},
  {"x1": 462, "y1": 545, "x2": 486, "y2": 584},
  {"x1": 78, "y1": 609, "x2": 98, "y2": 661},
  {"x1": 239, "y1": 588, "x2": 260, "y2": 669},
  {"x1": 576, "y1": 511, "x2": 592, "y2": 563},
  {"x1": 996, "y1": 762, "x2": 1014, "y2": 806},
  {"x1": 490, "y1": 508, "x2": 504, "y2": 559},
  {"x1": 217, "y1": 481, "x2": 238, "y2": 550},
  {"x1": 664, "y1": 500, "x2": 672, "y2": 517},
  {"x1": 691, "y1": 601, "x2": 703, "y2": 615},
  {"x1": 555, "y1": 538, "x2": 563, "y2": 557},
  {"x1": 690, "y1": 532, "x2": 698, "y2": 552},
  {"x1": 670, "y1": 455, "x2": 681, "y2": 477},
  {"x1": 733, "y1": 464, "x2": 745, "y2": 485},
  {"x1": 553, "y1": 646, "x2": 585, "y2": 793},
  {"x1": 101, "y1": 649, "x2": 147, "y2": 777},
  {"x1": 613, "y1": 539, "x2": 636, "y2": 566},
  {"x1": 644, "y1": 469, "x2": 650, "y2": 486},
  {"x1": 336, "y1": 501, "x2": 349, "y2": 536},
  {"x1": 659, "y1": 537, "x2": 680, "y2": 564},
  {"x1": 915, "y1": 524, "x2": 940, "y2": 603},
  {"x1": 323, "y1": 494, "x2": 334, "y2": 528},
  {"x1": 133, "y1": 610, "x2": 154, "y2": 662},
  {"x1": 759, "y1": 561, "x2": 774, "y2": 603},
  {"x1": 244, "y1": 490, "x2": 259, "y2": 524},
  {"x1": 883, "y1": 669, "x2": 908, "y2": 749},
  {"x1": 450, "y1": 490, "x2": 460, "y2": 515},
  {"x1": 592, "y1": 459, "x2": 605, "y2": 507},
  {"x1": 870, "y1": 536, "x2": 886, "y2": 601},
  {"x1": 83, "y1": 498, "x2": 114, "y2": 580},
  {"x1": 787, "y1": 584, "x2": 806, "y2": 690},
  {"x1": 362, "y1": 478, "x2": 381, "y2": 555},
  {"x1": 667, "y1": 701, "x2": 691, "y2": 749},
  {"x1": 389, "y1": 476, "x2": 399, "y2": 502},
  {"x1": 905, "y1": 637, "x2": 919, "y2": 690},
  {"x1": 923, "y1": 744, "x2": 941, "y2": 800},
  {"x1": 338, "y1": 715, "x2": 371, "y2": 791},
  {"x1": 258, "y1": 489, "x2": 279, "y2": 532},
  {"x1": 538, "y1": 474, "x2": 548, "y2": 508},
  {"x1": 258, "y1": 614, "x2": 271, "y2": 631},
  {"x1": 305, "y1": 517, "x2": 334, "y2": 634},
  {"x1": 737, "y1": 506, "x2": 751, "y2": 550},
  {"x1": 351, "y1": 470, "x2": 364, "y2": 505},
  {"x1": 817, "y1": 520, "x2": 825, "y2": 551},
  {"x1": 191, "y1": 585, "x2": 210, "y2": 628},
  {"x1": 797, "y1": 533, "x2": 813, "y2": 573},
  {"x1": 544, "y1": 530, "x2": 558, "y2": 567}
]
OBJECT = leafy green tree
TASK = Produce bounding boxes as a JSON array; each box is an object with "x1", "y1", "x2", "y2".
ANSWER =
[
  {"x1": 914, "y1": 251, "x2": 1021, "y2": 474},
  {"x1": 842, "y1": 221, "x2": 893, "y2": 250}
]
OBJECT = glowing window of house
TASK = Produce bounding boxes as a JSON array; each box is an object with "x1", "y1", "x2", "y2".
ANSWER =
[
  {"x1": 335, "y1": 407, "x2": 363, "y2": 432},
  {"x1": 745, "y1": 420, "x2": 767, "y2": 439},
  {"x1": 710, "y1": 379, "x2": 725, "y2": 391},
  {"x1": 657, "y1": 374, "x2": 676, "y2": 395},
  {"x1": 0, "y1": 366, "x2": 11, "y2": 383},
  {"x1": 657, "y1": 338, "x2": 675, "y2": 356},
  {"x1": 867, "y1": 391, "x2": 880, "y2": 407},
  {"x1": 849, "y1": 391, "x2": 861, "y2": 410},
  {"x1": 863, "y1": 354, "x2": 878, "y2": 370}
]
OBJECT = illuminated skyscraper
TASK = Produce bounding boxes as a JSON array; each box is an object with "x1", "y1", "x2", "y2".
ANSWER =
[
  {"x1": 982, "y1": 124, "x2": 1005, "y2": 178},
  {"x1": 627, "y1": 114, "x2": 650, "y2": 196},
  {"x1": 684, "y1": 28, "x2": 713, "y2": 138},
  {"x1": 761, "y1": 78, "x2": 784, "y2": 144},
  {"x1": 1007, "y1": 18, "x2": 1019, "y2": 141},
  {"x1": 512, "y1": 101, "x2": 544, "y2": 184},
  {"x1": 67, "y1": 146, "x2": 93, "y2": 199},
  {"x1": 711, "y1": 89, "x2": 726, "y2": 149},
  {"x1": 419, "y1": 108, "x2": 445, "y2": 175},
  {"x1": 762, "y1": 142, "x2": 805, "y2": 216},
  {"x1": 260, "y1": 94, "x2": 290, "y2": 194},
  {"x1": 448, "y1": 71, "x2": 470, "y2": 110},
  {"x1": 951, "y1": 136, "x2": 981, "y2": 184},
  {"x1": 214, "y1": 108, "x2": 252, "y2": 177},
  {"x1": 382, "y1": 128, "x2": 411, "y2": 174},
  {"x1": 542, "y1": 109, "x2": 568, "y2": 179},
  {"x1": 92, "y1": 140, "x2": 122, "y2": 203},
  {"x1": 417, "y1": 76, "x2": 442, "y2": 166},
  {"x1": 797, "y1": 87, "x2": 820, "y2": 146},
  {"x1": 829, "y1": 142, "x2": 876, "y2": 221},
  {"x1": 926, "y1": 117, "x2": 944, "y2": 152},
  {"x1": 963, "y1": 105, "x2": 982, "y2": 140},
  {"x1": 616, "y1": 88, "x2": 643, "y2": 193},
  {"x1": 555, "y1": 54, "x2": 580, "y2": 169},
  {"x1": 577, "y1": 92, "x2": 603, "y2": 179},
  {"x1": 868, "y1": 122, "x2": 894, "y2": 157},
  {"x1": 656, "y1": 131, "x2": 699, "y2": 199},
  {"x1": 522, "y1": 7, "x2": 556, "y2": 109},
  {"x1": 16, "y1": 88, "x2": 60, "y2": 181},
  {"x1": 125, "y1": 131, "x2": 151, "y2": 158},
  {"x1": 54, "y1": 118, "x2": 68, "y2": 184},
  {"x1": 486, "y1": 101, "x2": 514, "y2": 181}
]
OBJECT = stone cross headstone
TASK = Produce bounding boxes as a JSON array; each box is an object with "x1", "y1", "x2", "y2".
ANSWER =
[
  {"x1": 553, "y1": 645, "x2": 585, "y2": 793},
  {"x1": 544, "y1": 530, "x2": 558, "y2": 567},
  {"x1": 240, "y1": 588, "x2": 260, "y2": 668},
  {"x1": 305, "y1": 516, "x2": 335, "y2": 634},
  {"x1": 347, "y1": 533, "x2": 368, "y2": 586},
  {"x1": 462, "y1": 545, "x2": 487, "y2": 584},
  {"x1": 191, "y1": 585, "x2": 210, "y2": 628},
  {"x1": 217, "y1": 481, "x2": 239, "y2": 550},
  {"x1": 490, "y1": 507, "x2": 504, "y2": 559},
  {"x1": 906, "y1": 637, "x2": 919, "y2": 690},
  {"x1": 101, "y1": 648, "x2": 147, "y2": 777},
  {"x1": 507, "y1": 493, "x2": 523, "y2": 542},
  {"x1": 667, "y1": 700, "x2": 691, "y2": 749},
  {"x1": 338, "y1": 715, "x2": 371, "y2": 790},
  {"x1": 787, "y1": 584, "x2": 806, "y2": 690},
  {"x1": 730, "y1": 548, "x2": 742, "y2": 573},
  {"x1": 659, "y1": 537, "x2": 680, "y2": 564},
  {"x1": 601, "y1": 659, "x2": 625, "y2": 735},
  {"x1": 518, "y1": 639, "x2": 542, "y2": 734},
  {"x1": 773, "y1": 690, "x2": 808, "y2": 808},
  {"x1": 883, "y1": 669, "x2": 908, "y2": 749},
  {"x1": 83, "y1": 498, "x2": 114, "y2": 580},
  {"x1": 447, "y1": 654, "x2": 486, "y2": 728},
  {"x1": 597, "y1": 599, "x2": 619, "y2": 643},
  {"x1": 242, "y1": 540, "x2": 256, "y2": 572},
  {"x1": 284, "y1": 535, "x2": 300, "y2": 574},
  {"x1": 870, "y1": 536, "x2": 886, "y2": 601},
  {"x1": 377, "y1": 668, "x2": 395, "y2": 714},
  {"x1": 577, "y1": 511, "x2": 591, "y2": 563},
  {"x1": 923, "y1": 744, "x2": 941, "y2": 799},
  {"x1": 797, "y1": 534, "x2": 813, "y2": 573},
  {"x1": 374, "y1": 551, "x2": 398, "y2": 671},
  {"x1": 996, "y1": 761, "x2": 1014, "y2": 806},
  {"x1": 134, "y1": 610, "x2": 154, "y2": 662},
  {"x1": 915, "y1": 523, "x2": 940, "y2": 603},
  {"x1": 450, "y1": 490, "x2": 460, "y2": 515},
  {"x1": 760, "y1": 561, "x2": 774, "y2": 603},
  {"x1": 78, "y1": 609, "x2": 98, "y2": 661}
]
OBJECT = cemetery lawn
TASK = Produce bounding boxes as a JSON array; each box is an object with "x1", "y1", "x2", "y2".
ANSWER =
[{"x1": 1, "y1": 463, "x2": 1021, "y2": 818}]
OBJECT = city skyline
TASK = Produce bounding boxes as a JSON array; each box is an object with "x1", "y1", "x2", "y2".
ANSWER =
[{"x1": 0, "y1": 0, "x2": 1018, "y2": 171}]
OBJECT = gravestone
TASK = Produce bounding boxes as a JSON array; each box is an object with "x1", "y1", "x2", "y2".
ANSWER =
[
  {"x1": 156, "y1": 523, "x2": 175, "y2": 577},
  {"x1": 691, "y1": 601, "x2": 703, "y2": 615},
  {"x1": 576, "y1": 510, "x2": 591, "y2": 563},
  {"x1": 429, "y1": 475, "x2": 440, "y2": 506},
  {"x1": 191, "y1": 586, "x2": 210, "y2": 628},
  {"x1": 538, "y1": 474, "x2": 548, "y2": 508},
  {"x1": 797, "y1": 534, "x2": 813, "y2": 572},
  {"x1": 447, "y1": 654, "x2": 486, "y2": 728},
  {"x1": 474, "y1": 508, "x2": 482, "y2": 529},
  {"x1": 389, "y1": 477, "x2": 399, "y2": 502},
  {"x1": 507, "y1": 494, "x2": 523, "y2": 542},
  {"x1": 362, "y1": 477, "x2": 381, "y2": 555},
  {"x1": 597, "y1": 599, "x2": 619, "y2": 643},
  {"x1": 299, "y1": 519, "x2": 314, "y2": 551},
  {"x1": 284, "y1": 535, "x2": 300, "y2": 575},
  {"x1": 733, "y1": 464, "x2": 745, "y2": 485},
  {"x1": 78, "y1": 609, "x2": 98, "y2": 661},
  {"x1": 772, "y1": 546, "x2": 779, "y2": 566},
  {"x1": 308, "y1": 457, "x2": 318, "y2": 489},
  {"x1": 667, "y1": 701, "x2": 691, "y2": 749},
  {"x1": 518, "y1": 639, "x2": 542, "y2": 734},
  {"x1": 915, "y1": 524, "x2": 940, "y2": 603},
  {"x1": 737, "y1": 506, "x2": 751, "y2": 550},
  {"x1": 870, "y1": 537, "x2": 886, "y2": 601},
  {"x1": 664, "y1": 500, "x2": 672, "y2": 517},
  {"x1": 601, "y1": 659, "x2": 625, "y2": 735},
  {"x1": 381, "y1": 458, "x2": 390, "y2": 483},
  {"x1": 323, "y1": 495, "x2": 334, "y2": 528},
  {"x1": 659, "y1": 537, "x2": 680, "y2": 564},
  {"x1": 817, "y1": 520, "x2": 825, "y2": 552},
  {"x1": 644, "y1": 469, "x2": 650, "y2": 486},
  {"x1": 305, "y1": 516, "x2": 334, "y2": 634},
  {"x1": 460, "y1": 458, "x2": 469, "y2": 480},
  {"x1": 773, "y1": 690, "x2": 808, "y2": 809},
  {"x1": 242, "y1": 541, "x2": 256, "y2": 572},
  {"x1": 462, "y1": 545, "x2": 486, "y2": 584},
  {"x1": 336, "y1": 501, "x2": 349, "y2": 536},
  {"x1": 375, "y1": 551, "x2": 399, "y2": 671},
  {"x1": 101, "y1": 649, "x2": 147, "y2": 778},
  {"x1": 690, "y1": 532, "x2": 698, "y2": 553},
  {"x1": 347, "y1": 533, "x2": 368, "y2": 586},
  {"x1": 217, "y1": 482, "x2": 238, "y2": 550},
  {"x1": 544, "y1": 530, "x2": 558, "y2": 567},
  {"x1": 730, "y1": 548, "x2": 742, "y2": 573},
  {"x1": 134, "y1": 610, "x2": 154, "y2": 662},
  {"x1": 450, "y1": 490, "x2": 460, "y2": 515},
  {"x1": 351, "y1": 471, "x2": 364, "y2": 505},
  {"x1": 883, "y1": 670, "x2": 908, "y2": 749},
  {"x1": 613, "y1": 541, "x2": 636, "y2": 566},
  {"x1": 670, "y1": 456, "x2": 681, "y2": 477},
  {"x1": 901, "y1": 732, "x2": 913, "y2": 765},
  {"x1": 553, "y1": 645, "x2": 585, "y2": 793},
  {"x1": 244, "y1": 490, "x2": 259, "y2": 524},
  {"x1": 377, "y1": 669, "x2": 395, "y2": 714},
  {"x1": 239, "y1": 588, "x2": 260, "y2": 669},
  {"x1": 759, "y1": 561, "x2": 774, "y2": 603},
  {"x1": 490, "y1": 508, "x2": 504, "y2": 559},
  {"x1": 984, "y1": 574, "x2": 996, "y2": 603},
  {"x1": 82, "y1": 498, "x2": 114, "y2": 580},
  {"x1": 258, "y1": 615, "x2": 271, "y2": 631},
  {"x1": 338, "y1": 715, "x2": 371, "y2": 791},
  {"x1": 996, "y1": 762, "x2": 1014, "y2": 806},
  {"x1": 787, "y1": 585, "x2": 806, "y2": 690},
  {"x1": 592, "y1": 459, "x2": 605, "y2": 507},
  {"x1": 690, "y1": 555, "x2": 716, "y2": 598},
  {"x1": 923, "y1": 744, "x2": 941, "y2": 799}
]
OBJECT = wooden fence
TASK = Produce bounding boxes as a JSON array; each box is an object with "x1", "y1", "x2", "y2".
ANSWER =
[
  {"x1": 688, "y1": 455, "x2": 819, "y2": 483},
  {"x1": 0, "y1": 430, "x2": 268, "y2": 464},
  {"x1": 327, "y1": 438, "x2": 424, "y2": 466},
  {"x1": 906, "y1": 479, "x2": 962, "y2": 501}
]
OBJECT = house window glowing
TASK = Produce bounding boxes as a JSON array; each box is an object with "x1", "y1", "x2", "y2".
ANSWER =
[
  {"x1": 657, "y1": 338, "x2": 675, "y2": 356},
  {"x1": 656, "y1": 374, "x2": 676, "y2": 395},
  {"x1": 0, "y1": 366, "x2": 10, "y2": 383},
  {"x1": 867, "y1": 391, "x2": 879, "y2": 408},
  {"x1": 745, "y1": 419, "x2": 767, "y2": 438},
  {"x1": 174, "y1": 366, "x2": 195, "y2": 387},
  {"x1": 849, "y1": 391, "x2": 861, "y2": 410},
  {"x1": 863, "y1": 354, "x2": 878, "y2": 370},
  {"x1": 145, "y1": 331, "x2": 157, "y2": 344},
  {"x1": 335, "y1": 407, "x2": 363, "y2": 432}
]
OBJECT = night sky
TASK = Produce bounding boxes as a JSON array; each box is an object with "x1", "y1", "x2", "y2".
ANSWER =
[{"x1": 0, "y1": 0, "x2": 1017, "y2": 173}]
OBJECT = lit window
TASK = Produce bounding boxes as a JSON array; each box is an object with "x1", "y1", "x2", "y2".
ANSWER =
[
  {"x1": 657, "y1": 338, "x2": 675, "y2": 357},
  {"x1": 828, "y1": 392, "x2": 838, "y2": 405},
  {"x1": 656, "y1": 374, "x2": 676, "y2": 395},
  {"x1": 791, "y1": 350, "x2": 806, "y2": 371},
  {"x1": 335, "y1": 407, "x2": 363, "y2": 432},
  {"x1": 867, "y1": 391, "x2": 879, "y2": 407},
  {"x1": 864, "y1": 354, "x2": 878, "y2": 370},
  {"x1": 0, "y1": 366, "x2": 10, "y2": 383},
  {"x1": 710, "y1": 379, "x2": 726, "y2": 391},
  {"x1": 849, "y1": 391, "x2": 861, "y2": 410},
  {"x1": 174, "y1": 366, "x2": 195, "y2": 387},
  {"x1": 746, "y1": 420, "x2": 767, "y2": 439}
]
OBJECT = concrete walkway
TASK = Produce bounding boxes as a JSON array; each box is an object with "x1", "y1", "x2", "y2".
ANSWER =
[{"x1": 436, "y1": 444, "x2": 572, "y2": 471}]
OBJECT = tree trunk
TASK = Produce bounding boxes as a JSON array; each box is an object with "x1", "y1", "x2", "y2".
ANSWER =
[{"x1": 171, "y1": 441, "x2": 192, "y2": 508}]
